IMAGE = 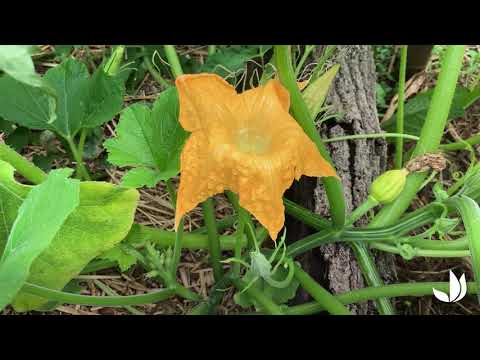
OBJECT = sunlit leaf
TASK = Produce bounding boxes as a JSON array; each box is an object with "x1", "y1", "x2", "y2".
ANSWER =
[
  {"x1": 0, "y1": 166, "x2": 80, "y2": 311},
  {"x1": 0, "y1": 45, "x2": 43, "y2": 88},
  {"x1": 0, "y1": 164, "x2": 139, "y2": 311}
]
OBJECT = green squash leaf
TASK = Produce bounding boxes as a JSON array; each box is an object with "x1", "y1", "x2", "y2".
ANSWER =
[
  {"x1": 12, "y1": 182, "x2": 139, "y2": 311},
  {"x1": 302, "y1": 64, "x2": 340, "y2": 119},
  {"x1": 381, "y1": 86, "x2": 471, "y2": 137},
  {"x1": 0, "y1": 166, "x2": 80, "y2": 311},
  {"x1": 200, "y1": 46, "x2": 267, "y2": 77},
  {"x1": 0, "y1": 45, "x2": 44, "y2": 88},
  {"x1": 100, "y1": 245, "x2": 138, "y2": 272},
  {"x1": 4, "y1": 127, "x2": 31, "y2": 152},
  {"x1": 0, "y1": 161, "x2": 29, "y2": 254},
  {"x1": 234, "y1": 264, "x2": 299, "y2": 310},
  {"x1": 104, "y1": 87, "x2": 188, "y2": 188},
  {"x1": 0, "y1": 162, "x2": 139, "y2": 311},
  {"x1": 0, "y1": 58, "x2": 124, "y2": 140},
  {"x1": 121, "y1": 167, "x2": 174, "y2": 188},
  {"x1": 0, "y1": 75, "x2": 57, "y2": 129}
]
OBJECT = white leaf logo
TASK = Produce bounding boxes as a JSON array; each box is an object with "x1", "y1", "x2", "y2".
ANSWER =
[{"x1": 432, "y1": 271, "x2": 467, "y2": 303}]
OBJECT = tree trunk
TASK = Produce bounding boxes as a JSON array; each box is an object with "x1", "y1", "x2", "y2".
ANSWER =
[{"x1": 286, "y1": 45, "x2": 397, "y2": 314}]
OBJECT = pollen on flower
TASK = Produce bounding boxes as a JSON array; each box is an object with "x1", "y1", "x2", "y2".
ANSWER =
[
  {"x1": 174, "y1": 73, "x2": 338, "y2": 240},
  {"x1": 236, "y1": 128, "x2": 271, "y2": 155}
]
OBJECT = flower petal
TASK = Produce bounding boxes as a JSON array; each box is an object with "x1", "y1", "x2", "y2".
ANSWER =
[
  {"x1": 174, "y1": 133, "x2": 227, "y2": 229},
  {"x1": 238, "y1": 79, "x2": 290, "y2": 116},
  {"x1": 294, "y1": 132, "x2": 338, "y2": 179},
  {"x1": 175, "y1": 73, "x2": 237, "y2": 133},
  {"x1": 174, "y1": 73, "x2": 338, "y2": 241},
  {"x1": 231, "y1": 151, "x2": 296, "y2": 241}
]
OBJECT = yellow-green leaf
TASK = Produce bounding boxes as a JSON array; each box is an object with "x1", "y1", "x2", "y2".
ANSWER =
[
  {"x1": 0, "y1": 165, "x2": 139, "y2": 312},
  {"x1": 302, "y1": 64, "x2": 340, "y2": 119},
  {"x1": 0, "y1": 165, "x2": 80, "y2": 311}
]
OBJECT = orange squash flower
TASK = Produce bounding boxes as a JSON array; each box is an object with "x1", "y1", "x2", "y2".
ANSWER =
[{"x1": 175, "y1": 73, "x2": 337, "y2": 241}]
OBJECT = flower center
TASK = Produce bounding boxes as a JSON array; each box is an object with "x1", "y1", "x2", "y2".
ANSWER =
[{"x1": 236, "y1": 128, "x2": 270, "y2": 155}]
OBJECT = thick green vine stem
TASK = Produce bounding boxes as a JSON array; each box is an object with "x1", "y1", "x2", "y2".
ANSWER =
[
  {"x1": 0, "y1": 142, "x2": 47, "y2": 184},
  {"x1": 346, "y1": 195, "x2": 378, "y2": 226},
  {"x1": 164, "y1": 45, "x2": 184, "y2": 78},
  {"x1": 350, "y1": 242, "x2": 396, "y2": 315},
  {"x1": 284, "y1": 198, "x2": 332, "y2": 230},
  {"x1": 395, "y1": 45, "x2": 408, "y2": 169},
  {"x1": 370, "y1": 45, "x2": 466, "y2": 228},
  {"x1": 23, "y1": 282, "x2": 176, "y2": 306},
  {"x1": 144, "y1": 56, "x2": 171, "y2": 89},
  {"x1": 170, "y1": 217, "x2": 185, "y2": 278},
  {"x1": 274, "y1": 45, "x2": 346, "y2": 229},
  {"x1": 440, "y1": 133, "x2": 480, "y2": 151},
  {"x1": 285, "y1": 202, "x2": 446, "y2": 258},
  {"x1": 274, "y1": 42, "x2": 390, "y2": 310},
  {"x1": 202, "y1": 198, "x2": 223, "y2": 281},
  {"x1": 446, "y1": 196, "x2": 480, "y2": 301},
  {"x1": 371, "y1": 242, "x2": 469, "y2": 258},
  {"x1": 126, "y1": 224, "x2": 248, "y2": 251},
  {"x1": 345, "y1": 194, "x2": 395, "y2": 315},
  {"x1": 285, "y1": 281, "x2": 479, "y2": 315},
  {"x1": 93, "y1": 279, "x2": 143, "y2": 315},
  {"x1": 293, "y1": 263, "x2": 352, "y2": 315}
]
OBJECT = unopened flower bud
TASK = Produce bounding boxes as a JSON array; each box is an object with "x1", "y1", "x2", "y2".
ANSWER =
[
  {"x1": 370, "y1": 168, "x2": 409, "y2": 204},
  {"x1": 104, "y1": 45, "x2": 125, "y2": 76}
]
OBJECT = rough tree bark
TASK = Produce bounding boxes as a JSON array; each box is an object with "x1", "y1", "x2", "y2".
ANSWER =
[{"x1": 286, "y1": 45, "x2": 397, "y2": 314}]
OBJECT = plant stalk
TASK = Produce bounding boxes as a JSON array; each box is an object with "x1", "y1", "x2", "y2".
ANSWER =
[
  {"x1": 395, "y1": 45, "x2": 408, "y2": 169},
  {"x1": 274, "y1": 45, "x2": 346, "y2": 229},
  {"x1": 293, "y1": 263, "x2": 352, "y2": 315},
  {"x1": 0, "y1": 143, "x2": 47, "y2": 184},
  {"x1": 202, "y1": 198, "x2": 223, "y2": 281}
]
